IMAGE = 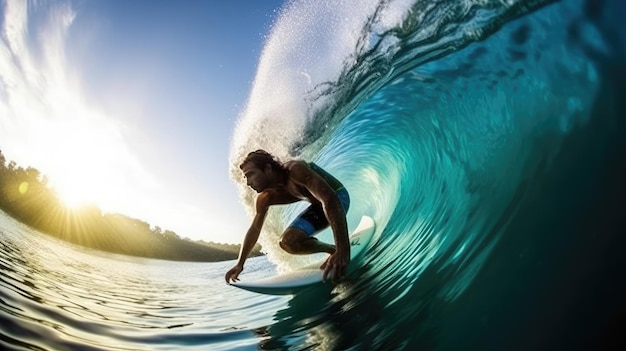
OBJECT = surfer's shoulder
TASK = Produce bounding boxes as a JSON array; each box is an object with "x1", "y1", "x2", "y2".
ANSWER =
[
  {"x1": 283, "y1": 159, "x2": 308, "y2": 170},
  {"x1": 284, "y1": 160, "x2": 313, "y2": 180}
]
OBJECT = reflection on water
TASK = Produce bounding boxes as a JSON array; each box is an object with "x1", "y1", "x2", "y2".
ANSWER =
[{"x1": 0, "y1": 212, "x2": 287, "y2": 350}]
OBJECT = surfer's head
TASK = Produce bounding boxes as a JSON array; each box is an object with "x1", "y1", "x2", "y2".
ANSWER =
[
  {"x1": 240, "y1": 150, "x2": 281, "y2": 171},
  {"x1": 240, "y1": 150, "x2": 284, "y2": 192}
]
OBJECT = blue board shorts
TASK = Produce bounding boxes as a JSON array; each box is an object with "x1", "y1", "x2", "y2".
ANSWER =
[{"x1": 287, "y1": 188, "x2": 350, "y2": 236}]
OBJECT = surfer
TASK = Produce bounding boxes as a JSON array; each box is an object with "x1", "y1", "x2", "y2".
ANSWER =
[{"x1": 225, "y1": 150, "x2": 350, "y2": 284}]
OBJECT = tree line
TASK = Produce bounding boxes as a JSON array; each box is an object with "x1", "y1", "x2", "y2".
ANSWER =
[{"x1": 0, "y1": 149, "x2": 262, "y2": 262}]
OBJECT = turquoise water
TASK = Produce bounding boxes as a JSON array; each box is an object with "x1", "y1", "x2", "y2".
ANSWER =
[{"x1": 3, "y1": 0, "x2": 626, "y2": 349}]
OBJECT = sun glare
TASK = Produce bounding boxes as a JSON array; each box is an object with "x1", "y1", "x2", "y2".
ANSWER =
[
  {"x1": 0, "y1": 1, "x2": 129, "y2": 211},
  {"x1": 40, "y1": 114, "x2": 133, "y2": 211},
  {"x1": 51, "y1": 169, "x2": 103, "y2": 210},
  {"x1": 0, "y1": 0, "x2": 172, "y2": 236},
  {"x1": 55, "y1": 184, "x2": 92, "y2": 209}
]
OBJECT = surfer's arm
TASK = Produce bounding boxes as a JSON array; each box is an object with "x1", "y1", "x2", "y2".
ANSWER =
[{"x1": 225, "y1": 193, "x2": 271, "y2": 284}]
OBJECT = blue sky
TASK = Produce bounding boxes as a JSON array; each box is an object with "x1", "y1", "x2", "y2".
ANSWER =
[{"x1": 0, "y1": 0, "x2": 286, "y2": 243}]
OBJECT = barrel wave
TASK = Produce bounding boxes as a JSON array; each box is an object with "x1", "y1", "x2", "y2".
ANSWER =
[{"x1": 231, "y1": 0, "x2": 626, "y2": 349}]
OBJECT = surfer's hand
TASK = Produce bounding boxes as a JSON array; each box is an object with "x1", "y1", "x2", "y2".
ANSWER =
[
  {"x1": 321, "y1": 250, "x2": 349, "y2": 283},
  {"x1": 225, "y1": 264, "x2": 243, "y2": 284}
]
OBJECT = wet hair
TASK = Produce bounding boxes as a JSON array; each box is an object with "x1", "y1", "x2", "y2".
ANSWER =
[{"x1": 240, "y1": 149, "x2": 284, "y2": 173}]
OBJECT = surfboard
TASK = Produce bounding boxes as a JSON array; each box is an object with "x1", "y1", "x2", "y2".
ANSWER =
[{"x1": 231, "y1": 215, "x2": 376, "y2": 295}]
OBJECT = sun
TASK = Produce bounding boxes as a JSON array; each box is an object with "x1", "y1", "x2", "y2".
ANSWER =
[
  {"x1": 38, "y1": 117, "x2": 134, "y2": 212},
  {"x1": 11, "y1": 95, "x2": 139, "y2": 213},
  {"x1": 51, "y1": 170, "x2": 102, "y2": 209}
]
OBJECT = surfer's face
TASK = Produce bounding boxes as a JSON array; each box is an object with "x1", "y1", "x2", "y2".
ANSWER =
[{"x1": 242, "y1": 162, "x2": 272, "y2": 193}]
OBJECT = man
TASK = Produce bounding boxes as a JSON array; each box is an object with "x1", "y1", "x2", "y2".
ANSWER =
[{"x1": 225, "y1": 150, "x2": 351, "y2": 284}]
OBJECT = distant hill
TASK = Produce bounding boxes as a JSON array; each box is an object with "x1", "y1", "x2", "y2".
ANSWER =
[{"x1": 0, "y1": 149, "x2": 263, "y2": 262}]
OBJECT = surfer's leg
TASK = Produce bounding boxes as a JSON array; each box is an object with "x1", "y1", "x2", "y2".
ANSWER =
[
  {"x1": 281, "y1": 189, "x2": 350, "y2": 255},
  {"x1": 281, "y1": 204, "x2": 335, "y2": 255},
  {"x1": 279, "y1": 228, "x2": 335, "y2": 255}
]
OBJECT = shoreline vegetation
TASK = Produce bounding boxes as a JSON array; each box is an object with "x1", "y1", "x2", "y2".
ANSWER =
[{"x1": 0, "y1": 149, "x2": 263, "y2": 262}]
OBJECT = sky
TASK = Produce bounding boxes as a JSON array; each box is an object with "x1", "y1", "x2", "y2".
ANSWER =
[{"x1": 0, "y1": 0, "x2": 286, "y2": 243}]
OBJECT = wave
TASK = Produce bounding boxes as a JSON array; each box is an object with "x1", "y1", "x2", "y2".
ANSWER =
[
  {"x1": 231, "y1": 0, "x2": 626, "y2": 346},
  {"x1": 231, "y1": 0, "x2": 620, "y2": 276}
]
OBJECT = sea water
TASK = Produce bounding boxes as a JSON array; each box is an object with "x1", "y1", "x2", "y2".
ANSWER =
[
  {"x1": 3, "y1": 0, "x2": 626, "y2": 350},
  {"x1": 0, "y1": 213, "x2": 287, "y2": 350}
]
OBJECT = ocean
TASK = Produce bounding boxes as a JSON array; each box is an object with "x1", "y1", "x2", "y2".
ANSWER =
[{"x1": 3, "y1": 0, "x2": 626, "y2": 350}]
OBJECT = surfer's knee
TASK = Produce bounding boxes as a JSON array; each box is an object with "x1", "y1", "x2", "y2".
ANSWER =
[
  {"x1": 279, "y1": 228, "x2": 307, "y2": 254},
  {"x1": 279, "y1": 240, "x2": 295, "y2": 254}
]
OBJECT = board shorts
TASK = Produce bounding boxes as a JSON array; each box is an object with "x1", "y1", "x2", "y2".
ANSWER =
[{"x1": 287, "y1": 187, "x2": 350, "y2": 237}]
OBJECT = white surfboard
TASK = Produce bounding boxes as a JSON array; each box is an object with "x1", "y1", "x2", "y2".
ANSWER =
[{"x1": 231, "y1": 216, "x2": 376, "y2": 295}]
